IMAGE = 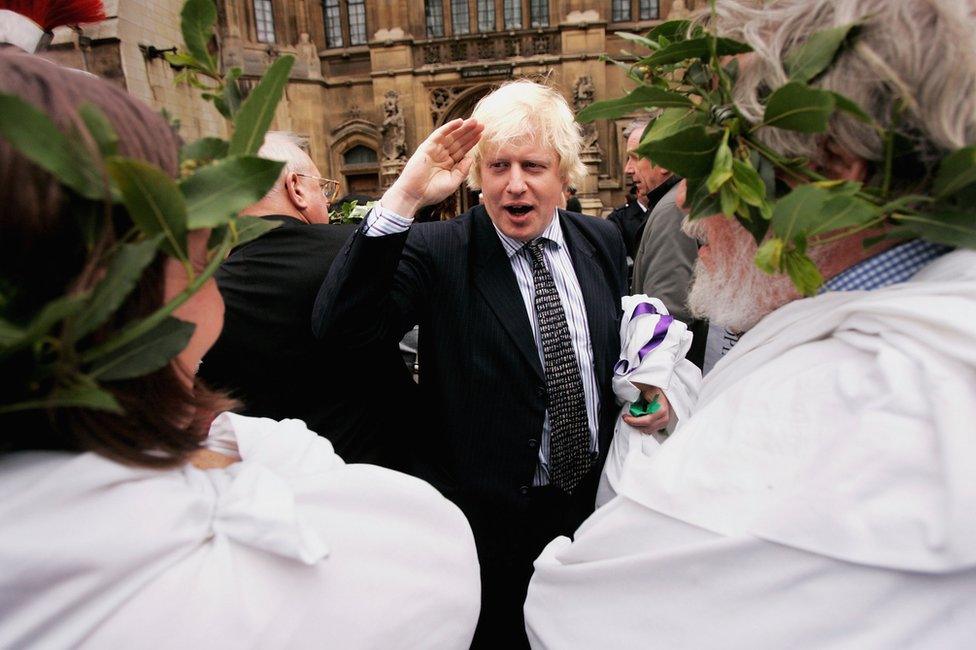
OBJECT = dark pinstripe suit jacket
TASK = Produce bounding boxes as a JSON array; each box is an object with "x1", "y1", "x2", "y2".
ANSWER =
[{"x1": 313, "y1": 205, "x2": 628, "y2": 526}]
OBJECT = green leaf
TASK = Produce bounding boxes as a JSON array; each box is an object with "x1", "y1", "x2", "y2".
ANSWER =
[
  {"x1": 706, "y1": 130, "x2": 733, "y2": 193},
  {"x1": 891, "y1": 211, "x2": 976, "y2": 249},
  {"x1": 782, "y1": 248, "x2": 824, "y2": 296},
  {"x1": 182, "y1": 156, "x2": 284, "y2": 228},
  {"x1": 105, "y1": 157, "x2": 189, "y2": 262},
  {"x1": 221, "y1": 67, "x2": 244, "y2": 119},
  {"x1": 731, "y1": 159, "x2": 766, "y2": 207},
  {"x1": 576, "y1": 86, "x2": 692, "y2": 123},
  {"x1": 685, "y1": 176, "x2": 721, "y2": 219},
  {"x1": 614, "y1": 31, "x2": 658, "y2": 51},
  {"x1": 933, "y1": 146, "x2": 976, "y2": 200},
  {"x1": 90, "y1": 316, "x2": 195, "y2": 381},
  {"x1": 180, "y1": 0, "x2": 217, "y2": 72},
  {"x1": 72, "y1": 236, "x2": 163, "y2": 341},
  {"x1": 785, "y1": 23, "x2": 858, "y2": 83},
  {"x1": 228, "y1": 55, "x2": 295, "y2": 156},
  {"x1": 0, "y1": 92, "x2": 102, "y2": 200},
  {"x1": 643, "y1": 108, "x2": 708, "y2": 142},
  {"x1": 0, "y1": 317, "x2": 24, "y2": 347},
  {"x1": 0, "y1": 376, "x2": 123, "y2": 415},
  {"x1": 830, "y1": 91, "x2": 872, "y2": 124},
  {"x1": 0, "y1": 294, "x2": 88, "y2": 355},
  {"x1": 719, "y1": 184, "x2": 738, "y2": 217},
  {"x1": 163, "y1": 51, "x2": 199, "y2": 68},
  {"x1": 770, "y1": 185, "x2": 831, "y2": 240},
  {"x1": 180, "y1": 137, "x2": 229, "y2": 164},
  {"x1": 645, "y1": 20, "x2": 692, "y2": 43},
  {"x1": 638, "y1": 125, "x2": 723, "y2": 179},
  {"x1": 735, "y1": 206, "x2": 771, "y2": 244},
  {"x1": 754, "y1": 237, "x2": 785, "y2": 274},
  {"x1": 233, "y1": 215, "x2": 283, "y2": 247},
  {"x1": 811, "y1": 194, "x2": 880, "y2": 235},
  {"x1": 763, "y1": 82, "x2": 835, "y2": 133},
  {"x1": 78, "y1": 104, "x2": 119, "y2": 157},
  {"x1": 639, "y1": 37, "x2": 752, "y2": 67}
]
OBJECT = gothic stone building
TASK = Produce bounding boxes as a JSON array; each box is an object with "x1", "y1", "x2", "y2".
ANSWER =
[{"x1": 46, "y1": 0, "x2": 700, "y2": 213}]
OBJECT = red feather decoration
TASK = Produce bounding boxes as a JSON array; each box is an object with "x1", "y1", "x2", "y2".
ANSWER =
[{"x1": 0, "y1": 0, "x2": 106, "y2": 31}]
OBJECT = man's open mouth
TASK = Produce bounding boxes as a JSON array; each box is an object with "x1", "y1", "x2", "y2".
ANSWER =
[{"x1": 505, "y1": 204, "x2": 533, "y2": 216}]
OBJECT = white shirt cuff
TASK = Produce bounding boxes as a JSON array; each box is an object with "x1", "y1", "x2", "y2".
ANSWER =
[{"x1": 364, "y1": 201, "x2": 413, "y2": 237}]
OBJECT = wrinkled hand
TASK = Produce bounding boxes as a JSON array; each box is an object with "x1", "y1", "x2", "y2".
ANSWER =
[
  {"x1": 381, "y1": 117, "x2": 484, "y2": 217},
  {"x1": 622, "y1": 385, "x2": 671, "y2": 435}
]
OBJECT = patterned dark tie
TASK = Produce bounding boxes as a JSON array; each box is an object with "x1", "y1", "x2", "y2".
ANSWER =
[{"x1": 525, "y1": 238, "x2": 592, "y2": 493}]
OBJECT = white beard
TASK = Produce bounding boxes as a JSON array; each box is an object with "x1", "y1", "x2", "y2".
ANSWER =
[{"x1": 685, "y1": 219, "x2": 799, "y2": 333}]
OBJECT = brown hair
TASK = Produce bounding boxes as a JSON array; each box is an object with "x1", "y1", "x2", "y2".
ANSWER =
[{"x1": 0, "y1": 47, "x2": 235, "y2": 467}]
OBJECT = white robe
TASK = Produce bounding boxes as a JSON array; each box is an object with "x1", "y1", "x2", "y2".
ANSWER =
[
  {"x1": 0, "y1": 413, "x2": 481, "y2": 649},
  {"x1": 525, "y1": 249, "x2": 976, "y2": 648}
]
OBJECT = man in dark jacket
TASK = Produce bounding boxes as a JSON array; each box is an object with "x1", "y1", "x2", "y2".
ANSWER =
[{"x1": 201, "y1": 133, "x2": 415, "y2": 467}]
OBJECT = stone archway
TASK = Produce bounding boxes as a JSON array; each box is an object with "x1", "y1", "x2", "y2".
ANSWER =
[{"x1": 432, "y1": 84, "x2": 493, "y2": 213}]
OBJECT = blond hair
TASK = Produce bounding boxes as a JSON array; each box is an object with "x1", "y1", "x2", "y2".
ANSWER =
[{"x1": 467, "y1": 79, "x2": 587, "y2": 189}]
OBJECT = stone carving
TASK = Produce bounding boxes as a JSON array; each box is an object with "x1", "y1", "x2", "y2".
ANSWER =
[
  {"x1": 668, "y1": 0, "x2": 692, "y2": 19},
  {"x1": 428, "y1": 85, "x2": 470, "y2": 125},
  {"x1": 381, "y1": 90, "x2": 407, "y2": 162},
  {"x1": 573, "y1": 75, "x2": 600, "y2": 151},
  {"x1": 297, "y1": 32, "x2": 321, "y2": 79}
]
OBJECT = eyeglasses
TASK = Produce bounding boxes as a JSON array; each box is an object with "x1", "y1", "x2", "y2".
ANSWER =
[{"x1": 296, "y1": 173, "x2": 340, "y2": 203}]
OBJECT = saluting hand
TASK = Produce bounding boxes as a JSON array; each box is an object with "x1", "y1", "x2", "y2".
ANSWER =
[{"x1": 381, "y1": 117, "x2": 484, "y2": 217}]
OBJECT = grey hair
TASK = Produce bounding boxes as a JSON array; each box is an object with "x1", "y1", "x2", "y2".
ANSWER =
[
  {"x1": 705, "y1": 0, "x2": 976, "y2": 167},
  {"x1": 258, "y1": 131, "x2": 316, "y2": 177},
  {"x1": 623, "y1": 117, "x2": 652, "y2": 139}
]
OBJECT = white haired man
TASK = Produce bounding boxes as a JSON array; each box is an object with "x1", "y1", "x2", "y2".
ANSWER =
[
  {"x1": 201, "y1": 133, "x2": 417, "y2": 467},
  {"x1": 526, "y1": 0, "x2": 976, "y2": 646},
  {"x1": 315, "y1": 80, "x2": 655, "y2": 647}
]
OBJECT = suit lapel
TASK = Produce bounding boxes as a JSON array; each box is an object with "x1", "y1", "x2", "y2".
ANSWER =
[
  {"x1": 561, "y1": 212, "x2": 612, "y2": 388},
  {"x1": 471, "y1": 208, "x2": 545, "y2": 382}
]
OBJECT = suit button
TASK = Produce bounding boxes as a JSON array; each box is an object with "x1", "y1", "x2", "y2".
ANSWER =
[
  {"x1": 527, "y1": 438, "x2": 539, "y2": 449},
  {"x1": 519, "y1": 485, "x2": 530, "y2": 496}
]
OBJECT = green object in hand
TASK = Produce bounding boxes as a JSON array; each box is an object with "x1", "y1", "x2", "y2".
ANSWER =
[{"x1": 629, "y1": 394, "x2": 661, "y2": 417}]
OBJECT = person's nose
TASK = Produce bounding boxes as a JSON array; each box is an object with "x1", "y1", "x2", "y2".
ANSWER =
[{"x1": 506, "y1": 165, "x2": 527, "y2": 195}]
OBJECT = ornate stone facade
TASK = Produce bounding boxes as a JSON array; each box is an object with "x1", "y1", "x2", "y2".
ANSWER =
[{"x1": 44, "y1": 0, "x2": 702, "y2": 211}]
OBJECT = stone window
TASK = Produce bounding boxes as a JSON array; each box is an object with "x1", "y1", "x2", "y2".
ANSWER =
[
  {"x1": 426, "y1": 0, "x2": 445, "y2": 38},
  {"x1": 253, "y1": 0, "x2": 275, "y2": 43},
  {"x1": 323, "y1": 0, "x2": 367, "y2": 48},
  {"x1": 477, "y1": 0, "x2": 495, "y2": 32},
  {"x1": 639, "y1": 0, "x2": 660, "y2": 20},
  {"x1": 323, "y1": 0, "x2": 343, "y2": 47},
  {"x1": 348, "y1": 0, "x2": 367, "y2": 45},
  {"x1": 451, "y1": 0, "x2": 470, "y2": 35},
  {"x1": 611, "y1": 0, "x2": 660, "y2": 22},
  {"x1": 611, "y1": 0, "x2": 630, "y2": 22},
  {"x1": 344, "y1": 145, "x2": 378, "y2": 165},
  {"x1": 503, "y1": 0, "x2": 522, "y2": 29},
  {"x1": 529, "y1": 0, "x2": 548, "y2": 28}
]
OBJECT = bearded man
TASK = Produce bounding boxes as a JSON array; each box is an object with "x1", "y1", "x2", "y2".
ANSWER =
[{"x1": 525, "y1": 0, "x2": 976, "y2": 647}]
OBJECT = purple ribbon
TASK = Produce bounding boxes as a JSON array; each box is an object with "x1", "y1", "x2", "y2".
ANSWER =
[{"x1": 613, "y1": 302, "x2": 674, "y2": 375}]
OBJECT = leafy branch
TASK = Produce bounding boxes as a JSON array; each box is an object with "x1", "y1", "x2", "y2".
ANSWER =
[
  {"x1": 578, "y1": 17, "x2": 976, "y2": 295},
  {"x1": 0, "y1": 0, "x2": 295, "y2": 415}
]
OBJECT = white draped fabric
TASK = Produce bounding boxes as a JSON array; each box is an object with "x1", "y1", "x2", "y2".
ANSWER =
[
  {"x1": 526, "y1": 249, "x2": 976, "y2": 648},
  {"x1": 0, "y1": 413, "x2": 480, "y2": 649},
  {"x1": 596, "y1": 295, "x2": 701, "y2": 507}
]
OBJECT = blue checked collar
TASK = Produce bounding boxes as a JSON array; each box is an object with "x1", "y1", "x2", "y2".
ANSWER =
[{"x1": 820, "y1": 239, "x2": 952, "y2": 293}]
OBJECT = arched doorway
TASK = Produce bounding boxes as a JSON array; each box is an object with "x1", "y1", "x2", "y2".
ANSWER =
[{"x1": 438, "y1": 85, "x2": 492, "y2": 214}]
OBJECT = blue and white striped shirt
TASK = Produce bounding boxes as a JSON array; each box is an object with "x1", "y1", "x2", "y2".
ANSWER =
[
  {"x1": 820, "y1": 239, "x2": 952, "y2": 293},
  {"x1": 365, "y1": 206, "x2": 600, "y2": 487}
]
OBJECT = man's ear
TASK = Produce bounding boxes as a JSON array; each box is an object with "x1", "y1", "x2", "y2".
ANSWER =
[
  {"x1": 821, "y1": 139, "x2": 868, "y2": 182},
  {"x1": 284, "y1": 172, "x2": 310, "y2": 211}
]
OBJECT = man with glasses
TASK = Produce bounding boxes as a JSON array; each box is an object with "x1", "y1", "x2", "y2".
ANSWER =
[{"x1": 201, "y1": 132, "x2": 417, "y2": 468}]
